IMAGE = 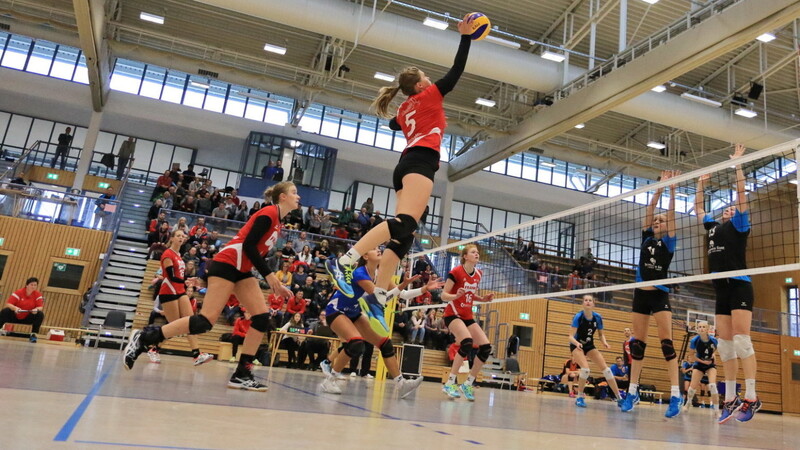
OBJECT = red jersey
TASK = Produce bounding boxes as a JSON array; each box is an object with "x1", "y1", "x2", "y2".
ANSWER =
[
  {"x1": 396, "y1": 84, "x2": 446, "y2": 152},
  {"x1": 444, "y1": 265, "x2": 482, "y2": 320},
  {"x1": 268, "y1": 293, "x2": 284, "y2": 310},
  {"x1": 7, "y1": 288, "x2": 43, "y2": 320},
  {"x1": 214, "y1": 205, "x2": 281, "y2": 273},
  {"x1": 233, "y1": 317, "x2": 251, "y2": 338},
  {"x1": 286, "y1": 296, "x2": 306, "y2": 315},
  {"x1": 226, "y1": 295, "x2": 239, "y2": 308},
  {"x1": 159, "y1": 248, "x2": 186, "y2": 296},
  {"x1": 189, "y1": 225, "x2": 207, "y2": 237}
]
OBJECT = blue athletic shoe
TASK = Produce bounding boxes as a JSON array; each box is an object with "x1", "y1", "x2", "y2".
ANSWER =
[
  {"x1": 359, "y1": 294, "x2": 390, "y2": 338},
  {"x1": 442, "y1": 383, "x2": 461, "y2": 399},
  {"x1": 575, "y1": 397, "x2": 587, "y2": 408},
  {"x1": 735, "y1": 398, "x2": 761, "y2": 423},
  {"x1": 718, "y1": 397, "x2": 742, "y2": 424},
  {"x1": 320, "y1": 360, "x2": 332, "y2": 376},
  {"x1": 665, "y1": 395, "x2": 682, "y2": 418},
  {"x1": 620, "y1": 392, "x2": 639, "y2": 412},
  {"x1": 460, "y1": 383, "x2": 475, "y2": 401},
  {"x1": 325, "y1": 258, "x2": 354, "y2": 298}
]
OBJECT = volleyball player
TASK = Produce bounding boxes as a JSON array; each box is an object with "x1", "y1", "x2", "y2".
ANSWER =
[
  {"x1": 326, "y1": 14, "x2": 475, "y2": 310},
  {"x1": 440, "y1": 244, "x2": 494, "y2": 401},
  {"x1": 695, "y1": 144, "x2": 760, "y2": 423},
  {"x1": 620, "y1": 170, "x2": 683, "y2": 418},
  {"x1": 568, "y1": 294, "x2": 623, "y2": 408},
  {"x1": 123, "y1": 182, "x2": 296, "y2": 391},
  {"x1": 153, "y1": 230, "x2": 213, "y2": 366},
  {"x1": 320, "y1": 247, "x2": 442, "y2": 397},
  {"x1": 683, "y1": 320, "x2": 718, "y2": 411}
]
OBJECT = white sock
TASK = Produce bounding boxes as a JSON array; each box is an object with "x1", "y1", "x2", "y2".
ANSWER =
[
  {"x1": 628, "y1": 383, "x2": 639, "y2": 395},
  {"x1": 725, "y1": 380, "x2": 737, "y2": 402},
  {"x1": 394, "y1": 375, "x2": 403, "y2": 383},
  {"x1": 465, "y1": 375, "x2": 475, "y2": 386},
  {"x1": 671, "y1": 386, "x2": 680, "y2": 398},
  {"x1": 745, "y1": 378, "x2": 756, "y2": 400},
  {"x1": 447, "y1": 374, "x2": 457, "y2": 385},
  {"x1": 340, "y1": 249, "x2": 361, "y2": 266},
  {"x1": 686, "y1": 388, "x2": 697, "y2": 404}
]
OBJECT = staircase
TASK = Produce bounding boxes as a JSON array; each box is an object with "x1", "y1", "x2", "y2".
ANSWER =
[{"x1": 87, "y1": 181, "x2": 152, "y2": 330}]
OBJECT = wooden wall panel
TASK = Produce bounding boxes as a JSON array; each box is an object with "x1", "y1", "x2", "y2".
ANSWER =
[
  {"x1": 26, "y1": 166, "x2": 75, "y2": 188},
  {"x1": 0, "y1": 216, "x2": 109, "y2": 330},
  {"x1": 82, "y1": 175, "x2": 122, "y2": 194},
  {"x1": 489, "y1": 298, "x2": 548, "y2": 382}
]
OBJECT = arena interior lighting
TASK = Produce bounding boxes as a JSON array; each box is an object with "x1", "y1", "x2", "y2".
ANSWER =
[
  {"x1": 485, "y1": 35, "x2": 521, "y2": 49},
  {"x1": 423, "y1": 17, "x2": 448, "y2": 30},
  {"x1": 680, "y1": 92, "x2": 722, "y2": 108},
  {"x1": 475, "y1": 98, "x2": 496, "y2": 107},
  {"x1": 139, "y1": 12, "x2": 164, "y2": 24},
  {"x1": 574, "y1": 123, "x2": 585, "y2": 129},
  {"x1": 756, "y1": 33, "x2": 776, "y2": 43},
  {"x1": 541, "y1": 50, "x2": 566, "y2": 62},
  {"x1": 647, "y1": 141, "x2": 667, "y2": 150},
  {"x1": 374, "y1": 72, "x2": 395, "y2": 82},
  {"x1": 734, "y1": 108, "x2": 758, "y2": 118},
  {"x1": 263, "y1": 43, "x2": 287, "y2": 55},
  {"x1": 651, "y1": 85, "x2": 667, "y2": 93},
  {"x1": 189, "y1": 81, "x2": 210, "y2": 89}
]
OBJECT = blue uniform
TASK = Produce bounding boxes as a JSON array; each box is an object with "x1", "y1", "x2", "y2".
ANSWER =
[
  {"x1": 325, "y1": 266, "x2": 371, "y2": 320},
  {"x1": 635, "y1": 228, "x2": 677, "y2": 292},
  {"x1": 570, "y1": 311, "x2": 603, "y2": 353},
  {"x1": 690, "y1": 335, "x2": 718, "y2": 372}
]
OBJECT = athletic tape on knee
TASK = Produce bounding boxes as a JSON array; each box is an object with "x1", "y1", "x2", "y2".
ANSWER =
[
  {"x1": 717, "y1": 338, "x2": 736, "y2": 362},
  {"x1": 385, "y1": 214, "x2": 417, "y2": 259},
  {"x1": 249, "y1": 313, "x2": 271, "y2": 332},
  {"x1": 188, "y1": 315, "x2": 213, "y2": 335},
  {"x1": 579, "y1": 368, "x2": 590, "y2": 380},
  {"x1": 344, "y1": 338, "x2": 365, "y2": 359},
  {"x1": 458, "y1": 338, "x2": 473, "y2": 358},
  {"x1": 733, "y1": 334, "x2": 754, "y2": 359},
  {"x1": 477, "y1": 343, "x2": 492, "y2": 363},
  {"x1": 660, "y1": 339, "x2": 676, "y2": 361},
  {"x1": 630, "y1": 339, "x2": 646, "y2": 360},
  {"x1": 602, "y1": 367, "x2": 614, "y2": 380},
  {"x1": 379, "y1": 337, "x2": 395, "y2": 358},
  {"x1": 709, "y1": 383, "x2": 719, "y2": 395},
  {"x1": 385, "y1": 235, "x2": 414, "y2": 260}
]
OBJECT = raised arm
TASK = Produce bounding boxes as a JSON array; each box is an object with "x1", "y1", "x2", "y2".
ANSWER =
[
  {"x1": 694, "y1": 173, "x2": 709, "y2": 223},
  {"x1": 731, "y1": 143, "x2": 748, "y2": 213},
  {"x1": 644, "y1": 170, "x2": 667, "y2": 231},
  {"x1": 667, "y1": 170, "x2": 679, "y2": 238},
  {"x1": 440, "y1": 277, "x2": 465, "y2": 302},
  {"x1": 434, "y1": 14, "x2": 474, "y2": 96}
]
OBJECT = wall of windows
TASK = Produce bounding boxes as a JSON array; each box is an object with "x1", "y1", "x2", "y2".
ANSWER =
[{"x1": 790, "y1": 287, "x2": 799, "y2": 337}]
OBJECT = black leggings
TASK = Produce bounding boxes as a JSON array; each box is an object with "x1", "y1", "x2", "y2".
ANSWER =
[
  {"x1": 349, "y1": 343, "x2": 375, "y2": 376},
  {"x1": 280, "y1": 339, "x2": 300, "y2": 367},
  {"x1": 0, "y1": 308, "x2": 44, "y2": 334}
]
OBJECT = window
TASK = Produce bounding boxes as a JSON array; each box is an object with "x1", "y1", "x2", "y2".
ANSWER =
[
  {"x1": 790, "y1": 287, "x2": 799, "y2": 337},
  {"x1": 512, "y1": 324, "x2": 534, "y2": 348},
  {"x1": 48, "y1": 261, "x2": 85, "y2": 291}
]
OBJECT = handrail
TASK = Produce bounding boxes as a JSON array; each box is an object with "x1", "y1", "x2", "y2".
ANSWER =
[
  {"x1": 81, "y1": 157, "x2": 135, "y2": 326},
  {"x1": 0, "y1": 140, "x2": 43, "y2": 182}
]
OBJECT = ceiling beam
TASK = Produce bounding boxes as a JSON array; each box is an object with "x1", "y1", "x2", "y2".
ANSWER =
[
  {"x1": 448, "y1": 0, "x2": 800, "y2": 181},
  {"x1": 564, "y1": 0, "x2": 620, "y2": 50},
  {"x1": 72, "y1": 0, "x2": 110, "y2": 111}
]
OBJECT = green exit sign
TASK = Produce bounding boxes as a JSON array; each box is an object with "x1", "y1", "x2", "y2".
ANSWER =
[
  {"x1": 794, "y1": 350, "x2": 800, "y2": 357},
  {"x1": 471, "y1": 306, "x2": 478, "y2": 313},
  {"x1": 519, "y1": 312, "x2": 530, "y2": 320},
  {"x1": 98, "y1": 182, "x2": 110, "y2": 189},
  {"x1": 786, "y1": 277, "x2": 793, "y2": 283},
  {"x1": 53, "y1": 263, "x2": 67, "y2": 272},
  {"x1": 458, "y1": 245, "x2": 466, "y2": 250},
  {"x1": 0, "y1": 237, "x2": 4, "y2": 247},
  {"x1": 65, "y1": 247, "x2": 81, "y2": 256},
  {"x1": 421, "y1": 239, "x2": 430, "y2": 244},
  {"x1": 46, "y1": 173, "x2": 59, "y2": 180}
]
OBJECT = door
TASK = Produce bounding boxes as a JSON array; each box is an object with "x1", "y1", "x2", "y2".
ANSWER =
[{"x1": 780, "y1": 335, "x2": 800, "y2": 414}]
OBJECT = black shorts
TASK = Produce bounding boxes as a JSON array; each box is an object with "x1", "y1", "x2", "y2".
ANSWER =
[
  {"x1": 632, "y1": 288, "x2": 671, "y2": 315},
  {"x1": 206, "y1": 261, "x2": 254, "y2": 283},
  {"x1": 158, "y1": 293, "x2": 184, "y2": 304},
  {"x1": 444, "y1": 315, "x2": 476, "y2": 328},
  {"x1": 692, "y1": 361, "x2": 716, "y2": 373},
  {"x1": 712, "y1": 278, "x2": 754, "y2": 315},
  {"x1": 327, "y1": 311, "x2": 361, "y2": 325},
  {"x1": 392, "y1": 147, "x2": 440, "y2": 192},
  {"x1": 570, "y1": 342, "x2": 596, "y2": 354}
]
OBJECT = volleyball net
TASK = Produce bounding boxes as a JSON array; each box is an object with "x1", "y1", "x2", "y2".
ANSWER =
[{"x1": 403, "y1": 139, "x2": 799, "y2": 320}]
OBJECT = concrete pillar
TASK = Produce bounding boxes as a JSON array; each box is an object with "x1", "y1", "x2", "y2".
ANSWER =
[
  {"x1": 438, "y1": 180, "x2": 455, "y2": 244},
  {"x1": 619, "y1": 0, "x2": 628, "y2": 52},
  {"x1": 72, "y1": 110, "x2": 103, "y2": 192}
]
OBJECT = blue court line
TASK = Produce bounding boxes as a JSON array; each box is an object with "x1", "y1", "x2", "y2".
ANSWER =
[
  {"x1": 465, "y1": 440, "x2": 484, "y2": 445},
  {"x1": 75, "y1": 440, "x2": 215, "y2": 450},
  {"x1": 53, "y1": 370, "x2": 111, "y2": 442},
  {"x1": 269, "y1": 379, "x2": 401, "y2": 420}
]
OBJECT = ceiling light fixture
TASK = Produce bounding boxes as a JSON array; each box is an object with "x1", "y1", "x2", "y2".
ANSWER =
[
  {"x1": 475, "y1": 98, "x2": 496, "y2": 107},
  {"x1": 374, "y1": 72, "x2": 395, "y2": 82},
  {"x1": 641, "y1": 0, "x2": 660, "y2": 4},
  {"x1": 734, "y1": 108, "x2": 758, "y2": 118},
  {"x1": 485, "y1": 35, "x2": 521, "y2": 49},
  {"x1": 651, "y1": 85, "x2": 667, "y2": 93},
  {"x1": 423, "y1": 17, "x2": 448, "y2": 30},
  {"x1": 541, "y1": 50, "x2": 566, "y2": 62},
  {"x1": 540, "y1": 161, "x2": 556, "y2": 168},
  {"x1": 680, "y1": 92, "x2": 722, "y2": 108},
  {"x1": 574, "y1": 123, "x2": 585, "y2": 129},
  {"x1": 140, "y1": 12, "x2": 164, "y2": 25},
  {"x1": 647, "y1": 141, "x2": 667, "y2": 150},
  {"x1": 190, "y1": 80, "x2": 210, "y2": 89},
  {"x1": 756, "y1": 33, "x2": 776, "y2": 43},
  {"x1": 263, "y1": 43, "x2": 287, "y2": 55}
]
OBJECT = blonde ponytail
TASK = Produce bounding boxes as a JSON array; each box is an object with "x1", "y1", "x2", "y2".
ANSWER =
[
  {"x1": 370, "y1": 67, "x2": 423, "y2": 118},
  {"x1": 263, "y1": 181, "x2": 295, "y2": 205},
  {"x1": 372, "y1": 86, "x2": 400, "y2": 118}
]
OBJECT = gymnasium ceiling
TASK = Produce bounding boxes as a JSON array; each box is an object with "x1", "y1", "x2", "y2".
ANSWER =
[{"x1": 2, "y1": 0, "x2": 800, "y2": 180}]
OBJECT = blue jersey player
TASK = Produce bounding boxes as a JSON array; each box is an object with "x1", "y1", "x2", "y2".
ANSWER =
[{"x1": 684, "y1": 321, "x2": 719, "y2": 411}]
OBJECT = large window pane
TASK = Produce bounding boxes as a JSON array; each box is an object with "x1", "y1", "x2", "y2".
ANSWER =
[
  {"x1": 27, "y1": 41, "x2": 56, "y2": 75},
  {"x1": 265, "y1": 95, "x2": 292, "y2": 125},
  {"x1": 392, "y1": 134, "x2": 407, "y2": 152},
  {"x1": 320, "y1": 108, "x2": 340, "y2": 137},
  {"x1": 203, "y1": 82, "x2": 226, "y2": 113},
  {"x1": 338, "y1": 117, "x2": 359, "y2": 142},
  {"x1": 244, "y1": 96, "x2": 266, "y2": 121},
  {"x1": 375, "y1": 122, "x2": 393, "y2": 149},
  {"x1": 298, "y1": 104, "x2": 323, "y2": 134},
  {"x1": 224, "y1": 87, "x2": 247, "y2": 117},
  {"x1": 183, "y1": 79, "x2": 207, "y2": 109},
  {"x1": 73, "y1": 54, "x2": 89, "y2": 84},
  {"x1": 2, "y1": 35, "x2": 32, "y2": 70},
  {"x1": 51, "y1": 46, "x2": 79, "y2": 80},
  {"x1": 357, "y1": 116, "x2": 377, "y2": 147},
  {"x1": 0, "y1": 33, "x2": 7, "y2": 62},
  {"x1": 140, "y1": 65, "x2": 166, "y2": 99},
  {"x1": 161, "y1": 70, "x2": 186, "y2": 104},
  {"x1": 110, "y1": 59, "x2": 144, "y2": 94}
]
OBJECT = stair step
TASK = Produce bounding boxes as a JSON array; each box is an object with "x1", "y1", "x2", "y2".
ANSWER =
[
  {"x1": 93, "y1": 301, "x2": 137, "y2": 312},
  {"x1": 108, "y1": 261, "x2": 146, "y2": 272},
  {"x1": 100, "y1": 280, "x2": 140, "y2": 291},
  {"x1": 95, "y1": 292, "x2": 139, "y2": 304},
  {"x1": 112, "y1": 248, "x2": 148, "y2": 258},
  {"x1": 104, "y1": 273, "x2": 143, "y2": 283},
  {"x1": 116, "y1": 239, "x2": 149, "y2": 249},
  {"x1": 105, "y1": 266, "x2": 147, "y2": 277},
  {"x1": 99, "y1": 287, "x2": 139, "y2": 297},
  {"x1": 110, "y1": 254, "x2": 146, "y2": 265}
]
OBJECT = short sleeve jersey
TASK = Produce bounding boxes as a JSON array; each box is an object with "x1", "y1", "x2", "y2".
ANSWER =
[
  {"x1": 159, "y1": 248, "x2": 186, "y2": 295},
  {"x1": 690, "y1": 335, "x2": 718, "y2": 361},
  {"x1": 444, "y1": 265, "x2": 483, "y2": 320},
  {"x1": 571, "y1": 311, "x2": 604, "y2": 345},
  {"x1": 8, "y1": 288, "x2": 44, "y2": 320},
  {"x1": 327, "y1": 265, "x2": 373, "y2": 315},
  {"x1": 214, "y1": 205, "x2": 281, "y2": 273},
  {"x1": 396, "y1": 84, "x2": 446, "y2": 152},
  {"x1": 703, "y1": 210, "x2": 750, "y2": 282},
  {"x1": 636, "y1": 228, "x2": 677, "y2": 292}
]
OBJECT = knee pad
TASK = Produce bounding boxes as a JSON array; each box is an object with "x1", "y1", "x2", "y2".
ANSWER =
[
  {"x1": 717, "y1": 338, "x2": 736, "y2": 362},
  {"x1": 458, "y1": 338, "x2": 473, "y2": 358},
  {"x1": 733, "y1": 334, "x2": 754, "y2": 359},
  {"x1": 386, "y1": 214, "x2": 417, "y2": 259},
  {"x1": 385, "y1": 235, "x2": 414, "y2": 260},
  {"x1": 630, "y1": 339, "x2": 646, "y2": 361},
  {"x1": 660, "y1": 339, "x2": 676, "y2": 361},
  {"x1": 188, "y1": 315, "x2": 213, "y2": 335},
  {"x1": 477, "y1": 343, "x2": 492, "y2": 363},
  {"x1": 579, "y1": 368, "x2": 590, "y2": 380},
  {"x1": 344, "y1": 338, "x2": 365, "y2": 359},
  {"x1": 709, "y1": 383, "x2": 719, "y2": 395},
  {"x1": 379, "y1": 337, "x2": 395, "y2": 358},
  {"x1": 249, "y1": 313, "x2": 271, "y2": 333},
  {"x1": 602, "y1": 367, "x2": 614, "y2": 380}
]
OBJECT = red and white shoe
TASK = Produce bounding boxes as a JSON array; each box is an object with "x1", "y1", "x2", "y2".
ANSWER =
[
  {"x1": 193, "y1": 352, "x2": 214, "y2": 366},
  {"x1": 147, "y1": 348, "x2": 161, "y2": 364}
]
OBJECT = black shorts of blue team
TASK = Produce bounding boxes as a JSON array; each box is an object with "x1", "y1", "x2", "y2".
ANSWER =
[
  {"x1": 692, "y1": 361, "x2": 716, "y2": 372},
  {"x1": 570, "y1": 341, "x2": 597, "y2": 354},
  {"x1": 712, "y1": 278, "x2": 754, "y2": 315},
  {"x1": 632, "y1": 288, "x2": 671, "y2": 315},
  {"x1": 392, "y1": 147, "x2": 440, "y2": 192}
]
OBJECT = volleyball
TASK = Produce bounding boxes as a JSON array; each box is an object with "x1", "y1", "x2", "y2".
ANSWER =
[{"x1": 467, "y1": 12, "x2": 491, "y2": 41}]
